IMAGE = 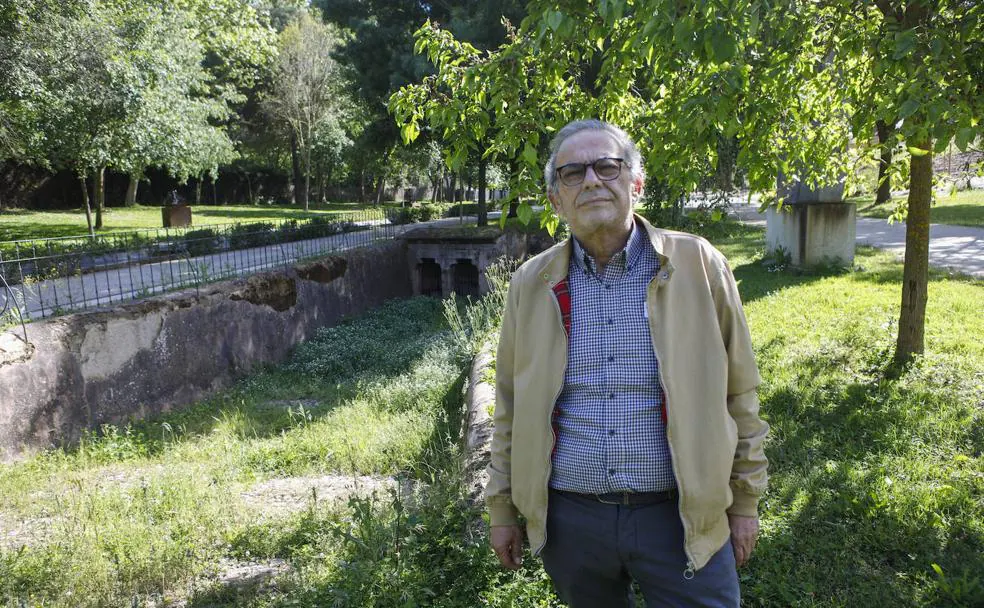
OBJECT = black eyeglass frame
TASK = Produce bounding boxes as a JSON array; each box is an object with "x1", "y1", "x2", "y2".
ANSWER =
[{"x1": 555, "y1": 157, "x2": 627, "y2": 187}]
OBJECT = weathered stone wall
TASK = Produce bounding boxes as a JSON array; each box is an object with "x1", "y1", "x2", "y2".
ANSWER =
[{"x1": 0, "y1": 240, "x2": 412, "y2": 461}]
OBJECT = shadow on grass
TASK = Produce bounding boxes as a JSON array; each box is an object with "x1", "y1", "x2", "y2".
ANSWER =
[
  {"x1": 746, "y1": 348, "x2": 984, "y2": 606},
  {"x1": 932, "y1": 204, "x2": 984, "y2": 228},
  {"x1": 0, "y1": 222, "x2": 92, "y2": 241}
]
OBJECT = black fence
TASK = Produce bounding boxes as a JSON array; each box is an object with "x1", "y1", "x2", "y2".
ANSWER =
[{"x1": 0, "y1": 209, "x2": 398, "y2": 325}]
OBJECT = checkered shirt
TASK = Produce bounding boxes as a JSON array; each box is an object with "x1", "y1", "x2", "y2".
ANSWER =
[{"x1": 549, "y1": 221, "x2": 676, "y2": 494}]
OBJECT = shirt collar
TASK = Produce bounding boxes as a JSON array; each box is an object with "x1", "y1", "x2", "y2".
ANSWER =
[{"x1": 571, "y1": 219, "x2": 645, "y2": 275}]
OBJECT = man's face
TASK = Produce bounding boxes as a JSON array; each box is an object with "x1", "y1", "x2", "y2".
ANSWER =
[{"x1": 548, "y1": 130, "x2": 642, "y2": 239}]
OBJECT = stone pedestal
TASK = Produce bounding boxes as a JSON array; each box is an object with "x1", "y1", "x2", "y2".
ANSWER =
[
  {"x1": 766, "y1": 202, "x2": 856, "y2": 267},
  {"x1": 162, "y1": 204, "x2": 192, "y2": 228}
]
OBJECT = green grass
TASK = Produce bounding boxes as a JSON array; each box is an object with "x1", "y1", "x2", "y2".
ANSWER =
[
  {"x1": 1, "y1": 228, "x2": 981, "y2": 607},
  {"x1": 0, "y1": 202, "x2": 389, "y2": 242},
  {"x1": 717, "y1": 226, "x2": 984, "y2": 607},
  {"x1": 854, "y1": 189, "x2": 984, "y2": 228}
]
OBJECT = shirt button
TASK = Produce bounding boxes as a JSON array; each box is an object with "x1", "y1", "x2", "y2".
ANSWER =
[
  {"x1": 605, "y1": 284, "x2": 612, "y2": 290},
  {"x1": 608, "y1": 429, "x2": 616, "y2": 436}
]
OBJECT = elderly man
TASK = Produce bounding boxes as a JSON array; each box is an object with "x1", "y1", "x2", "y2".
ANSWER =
[{"x1": 486, "y1": 119, "x2": 769, "y2": 607}]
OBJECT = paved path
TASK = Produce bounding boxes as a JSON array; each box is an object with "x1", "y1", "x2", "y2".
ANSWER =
[{"x1": 729, "y1": 204, "x2": 984, "y2": 278}]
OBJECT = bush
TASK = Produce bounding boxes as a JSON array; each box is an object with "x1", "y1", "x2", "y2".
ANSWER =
[
  {"x1": 226, "y1": 222, "x2": 277, "y2": 249},
  {"x1": 386, "y1": 203, "x2": 448, "y2": 225},
  {"x1": 441, "y1": 202, "x2": 481, "y2": 218},
  {"x1": 182, "y1": 228, "x2": 220, "y2": 256}
]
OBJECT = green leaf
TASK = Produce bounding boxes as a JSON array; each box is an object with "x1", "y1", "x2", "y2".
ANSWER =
[
  {"x1": 898, "y1": 99, "x2": 919, "y2": 119},
  {"x1": 955, "y1": 127, "x2": 975, "y2": 151},
  {"x1": 892, "y1": 30, "x2": 916, "y2": 60},
  {"x1": 907, "y1": 146, "x2": 929, "y2": 157},
  {"x1": 710, "y1": 34, "x2": 737, "y2": 64},
  {"x1": 517, "y1": 201, "x2": 533, "y2": 225},
  {"x1": 400, "y1": 122, "x2": 419, "y2": 145},
  {"x1": 546, "y1": 10, "x2": 563, "y2": 32},
  {"x1": 522, "y1": 141, "x2": 538, "y2": 165}
]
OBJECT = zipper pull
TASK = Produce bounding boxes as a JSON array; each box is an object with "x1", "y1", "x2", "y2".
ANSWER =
[{"x1": 683, "y1": 561, "x2": 695, "y2": 580}]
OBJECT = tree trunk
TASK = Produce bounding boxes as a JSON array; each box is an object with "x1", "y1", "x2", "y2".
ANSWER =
[
  {"x1": 303, "y1": 146, "x2": 311, "y2": 211},
  {"x1": 80, "y1": 175, "x2": 94, "y2": 236},
  {"x1": 125, "y1": 172, "x2": 140, "y2": 206},
  {"x1": 894, "y1": 144, "x2": 933, "y2": 364},
  {"x1": 289, "y1": 131, "x2": 303, "y2": 207},
  {"x1": 374, "y1": 174, "x2": 386, "y2": 205},
  {"x1": 360, "y1": 170, "x2": 367, "y2": 203},
  {"x1": 875, "y1": 120, "x2": 894, "y2": 206},
  {"x1": 93, "y1": 166, "x2": 105, "y2": 230},
  {"x1": 477, "y1": 157, "x2": 488, "y2": 227}
]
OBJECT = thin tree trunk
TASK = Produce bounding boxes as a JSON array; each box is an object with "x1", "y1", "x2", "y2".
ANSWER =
[
  {"x1": 289, "y1": 131, "x2": 303, "y2": 207},
  {"x1": 303, "y1": 146, "x2": 311, "y2": 211},
  {"x1": 876, "y1": 120, "x2": 894, "y2": 206},
  {"x1": 477, "y1": 157, "x2": 488, "y2": 227},
  {"x1": 895, "y1": 143, "x2": 933, "y2": 364},
  {"x1": 125, "y1": 172, "x2": 140, "y2": 206},
  {"x1": 194, "y1": 176, "x2": 202, "y2": 205},
  {"x1": 94, "y1": 166, "x2": 105, "y2": 230},
  {"x1": 80, "y1": 175, "x2": 94, "y2": 236},
  {"x1": 374, "y1": 174, "x2": 386, "y2": 205}
]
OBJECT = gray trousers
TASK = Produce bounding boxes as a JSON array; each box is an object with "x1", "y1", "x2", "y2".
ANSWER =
[{"x1": 540, "y1": 490, "x2": 740, "y2": 608}]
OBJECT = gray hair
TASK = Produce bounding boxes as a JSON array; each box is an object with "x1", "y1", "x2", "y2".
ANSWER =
[{"x1": 544, "y1": 119, "x2": 645, "y2": 193}]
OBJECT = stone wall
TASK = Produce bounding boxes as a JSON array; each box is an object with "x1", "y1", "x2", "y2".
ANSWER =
[{"x1": 0, "y1": 240, "x2": 412, "y2": 461}]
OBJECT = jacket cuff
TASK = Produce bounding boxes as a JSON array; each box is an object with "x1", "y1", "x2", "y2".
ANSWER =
[
  {"x1": 727, "y1": 491, "x2": 760, "y2": 517},
  {"x1": 488, "y1": 496, "x2": 520, "y2": 526}
]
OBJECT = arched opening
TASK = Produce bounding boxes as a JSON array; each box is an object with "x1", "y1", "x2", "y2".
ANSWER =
[
  {"x1": 452, "y1": 259, "x2": 480, "y2": 297},
  {"x1": 419, "y1": 258, "x2": 443, "y2": 297}
]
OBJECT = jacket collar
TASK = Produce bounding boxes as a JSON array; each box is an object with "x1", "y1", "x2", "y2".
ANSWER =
[{"x1": 537, "y1": 213, "x2": 675, "y2": 287}]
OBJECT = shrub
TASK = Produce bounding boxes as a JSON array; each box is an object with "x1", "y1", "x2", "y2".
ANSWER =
[
  {"x1": 226, "y1": 222, "x2": 277, "y2": 249},
  {"x1": 182, "y1": 228, "x2": 220, "y2": 256}
]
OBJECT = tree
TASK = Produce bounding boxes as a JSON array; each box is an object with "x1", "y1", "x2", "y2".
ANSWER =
[
  {"x1": 393, "y1": 0, "x2": 983, "y2": 363},
  {"x1": 264, "y1": 13, "x2": 348, "y2": 210}
]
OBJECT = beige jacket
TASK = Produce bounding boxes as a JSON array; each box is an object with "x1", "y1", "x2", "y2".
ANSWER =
[{"x1": 486, "y1": 215, "x2": 769, "y2": 571}]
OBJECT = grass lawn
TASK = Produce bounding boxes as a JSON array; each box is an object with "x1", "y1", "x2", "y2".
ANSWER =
[
  {"x1": 0, "y1": 227, "x2": 981, "y2": 607},
  {"x1": 0, "y1": 202, "x2": 389, "y2": 242},
  {"x1": 854, "y1": 189, "x2": 984, "y2": 228}
]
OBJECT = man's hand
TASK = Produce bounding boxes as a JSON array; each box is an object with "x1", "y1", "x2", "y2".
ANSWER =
[
  {"x1": 728, "y1": 514, "x2": 759, "y2": 568},
  {"x1": 490, "y1": 524, "x2": 524, "y2": 569}
]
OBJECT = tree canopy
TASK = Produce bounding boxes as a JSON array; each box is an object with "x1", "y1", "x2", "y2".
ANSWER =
[{"x1": 391, "y1": 0, "x2": 984, "y2": 362}]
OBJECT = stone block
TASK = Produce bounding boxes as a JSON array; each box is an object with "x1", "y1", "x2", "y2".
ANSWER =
[{"x1": 766, "y1": 202, "x2": 856, "y2": 267}]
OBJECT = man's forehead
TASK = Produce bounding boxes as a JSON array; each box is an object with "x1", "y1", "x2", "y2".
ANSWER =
[{"x1": 555, "y1": 130, "x2": 621, "y2": 163}]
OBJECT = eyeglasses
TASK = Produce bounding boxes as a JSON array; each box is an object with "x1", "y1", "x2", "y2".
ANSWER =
[{"x1": 555, "y1": 157, "x2": 626, "y2": 187}]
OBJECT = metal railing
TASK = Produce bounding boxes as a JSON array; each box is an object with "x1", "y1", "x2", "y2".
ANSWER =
[{"x1": 0, "y1": 209, "x2": 399, "y2": 325}]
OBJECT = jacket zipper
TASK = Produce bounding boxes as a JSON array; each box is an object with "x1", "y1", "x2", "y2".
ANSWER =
[
  {"x1": 647, "y1": 274, "x2": 698, "y2": 574},
  {"x1": 534, "y1": 282, "x2": 568, "y2": 556}
]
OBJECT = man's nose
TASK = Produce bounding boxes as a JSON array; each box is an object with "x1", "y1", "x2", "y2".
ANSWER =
[{"x1": 582, "y1": 164, "x2": 603, "y2": 187}]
